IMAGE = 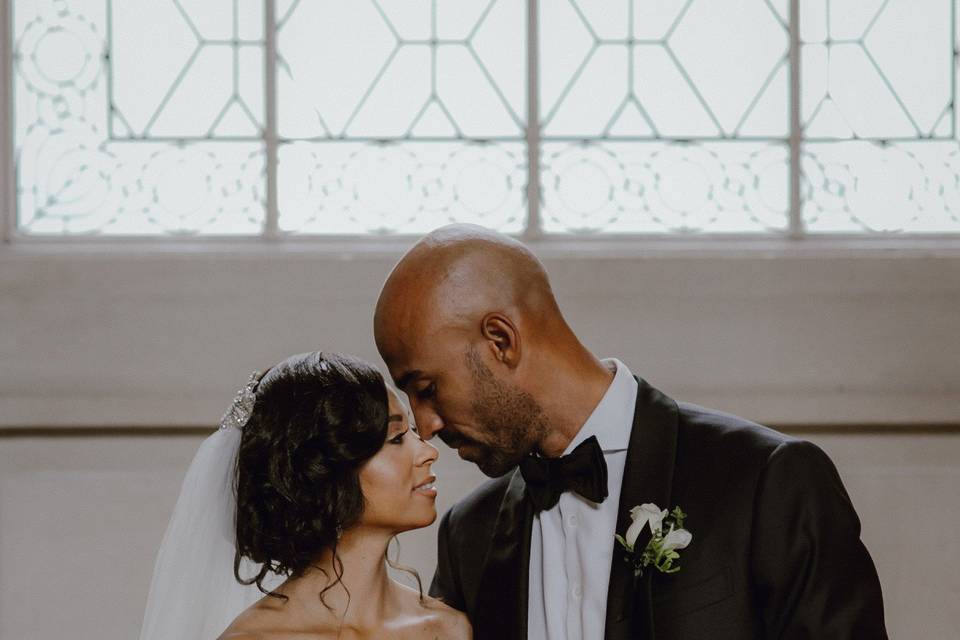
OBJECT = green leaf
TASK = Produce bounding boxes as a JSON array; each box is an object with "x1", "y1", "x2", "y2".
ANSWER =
[{"x1": 671, "y1": 506, "x2": 687, "y2": 529}]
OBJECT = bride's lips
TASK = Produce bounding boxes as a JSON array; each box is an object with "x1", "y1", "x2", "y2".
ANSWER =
[{"x1": 413, "y1": 474, "x2": 438, "y2": 497}]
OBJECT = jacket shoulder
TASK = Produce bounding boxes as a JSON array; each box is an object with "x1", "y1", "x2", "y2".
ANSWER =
[
  {"x1": 445, "y1": 472, "x2": 513, "y2": 533},
  {"x1": 668, "y1": 400, "x2": 816, "y2": 499},
  {"x1": 677, "y1": 401, "x2": 799, "y2": 459}
]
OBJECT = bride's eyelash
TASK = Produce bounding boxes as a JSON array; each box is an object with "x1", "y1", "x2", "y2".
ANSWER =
[{"x1": 389, "y1": 429, "x2": 408, "y2": 444}]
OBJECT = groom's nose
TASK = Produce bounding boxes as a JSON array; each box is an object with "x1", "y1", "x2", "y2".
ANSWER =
[{"x1": 414, "y1": 407, "x2": 444, "y2": 440}]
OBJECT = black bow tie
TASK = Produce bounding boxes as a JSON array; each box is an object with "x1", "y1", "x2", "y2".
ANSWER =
[{"x1": 519, "y1": 435, "x2": 609, "y2": 513}]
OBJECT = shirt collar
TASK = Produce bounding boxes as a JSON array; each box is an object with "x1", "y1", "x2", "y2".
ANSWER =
[{"x1": 563, "y1": 358, "x2": 637, "y2": 455}]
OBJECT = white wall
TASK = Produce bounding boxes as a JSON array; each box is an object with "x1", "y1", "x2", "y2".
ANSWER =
[
  {"x1": 0, "y1": 431, "x2": 957, "y2": 640},
  {"x1": 2, "y1": 240, "x2": 959, "y2": 426},
  {"x1": 2, "y1": 240, "x2": 959, "y2": 639}
]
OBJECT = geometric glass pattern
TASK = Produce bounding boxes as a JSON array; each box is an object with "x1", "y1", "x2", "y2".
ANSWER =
[
  {"x1": 9, "y1": 0, "x2": 960, "y2": 236},
  {"x1": 800, "y1": 0, "x2": 960, "y2": 232},
  {"x1": 274, "y1": 0, "x2": 526, "y2": 233},
  {"x1": 541, "y1": 141, "x2": 788, "y2": 233},
  {"x1": 278, "y1": 141, "x2": 526, "y2": 234},
  {"x1": 539, "y1": 0, "x2": 790, "y2": 232},
  {"x1": 14, "y1": 1, "x2": 265, "y2": 234}
]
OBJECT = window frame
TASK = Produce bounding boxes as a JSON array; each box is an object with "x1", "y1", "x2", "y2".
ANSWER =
[{"x1": 3, "y1": 0, "x2": 960, "y2": 245}]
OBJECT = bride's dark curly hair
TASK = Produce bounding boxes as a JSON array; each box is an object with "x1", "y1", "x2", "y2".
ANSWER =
[{"x1": 233, "y1": 351, "x2": 389, "y2": 599}]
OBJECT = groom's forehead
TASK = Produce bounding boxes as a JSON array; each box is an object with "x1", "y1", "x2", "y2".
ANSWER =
[
  {"x1": 381, "y1": 336, "x2": 432, "y2": 380},
  {"x1": 387, "y1": 331, "x2": 466, "y2": 380},
  {"x1": 381, "y1": 323, "x2": 431, "y2": 362},
  {"x1": 378, "y1": 312, "x2": 430, "y2": 361},
  {"x1": 387, "y1": 338, "x2": 439, "y2": 374}
]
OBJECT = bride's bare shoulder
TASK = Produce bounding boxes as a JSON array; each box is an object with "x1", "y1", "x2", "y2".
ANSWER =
[
  {"x1": 217, "y1": 608, "x2": 260, "y2": 639},
  {"x1": 394, "y1": 584, "x2": 472, "y2": 639},
  {"x1": 216, "y1": 595, "x2": 302, "y2": 640},
  {"x1": 217, "y1": 610, "x2": 268, "y2": 640},
  {"x1": 426, "y1": 599, "x2": 472, "y2": 639}
]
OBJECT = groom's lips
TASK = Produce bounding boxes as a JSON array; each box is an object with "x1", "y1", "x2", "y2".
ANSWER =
[
  {"x1": 455, "y1": 442, "x2": 481, "y2": 462},
  {"x1": 439, "y1": 430, "x2": 484, "y2": 462},
  {"x1": 441, "y1": 430, "x2": 473, "y2": 451}
]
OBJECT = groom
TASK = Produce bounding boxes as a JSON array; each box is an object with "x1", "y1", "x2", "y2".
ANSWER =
[{"x1": 373, "y1": 224, "x2": 887, "y2": 639}]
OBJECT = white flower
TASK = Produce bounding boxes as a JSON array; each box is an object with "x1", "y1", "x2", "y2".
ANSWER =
[
  {"x1": 626, "y1": 503, "x2": 668, "y2": 547},
  {"x1": 616, "y1": 503, "x2": 692, "y2": 577},
  {"x1": 662, "y1": 526, "x2": 693, "y2": 551}
]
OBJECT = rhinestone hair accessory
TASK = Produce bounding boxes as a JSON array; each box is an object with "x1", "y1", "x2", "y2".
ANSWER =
[{"x1": 219, "y1": 371, "x2": 263, "y2": 431}]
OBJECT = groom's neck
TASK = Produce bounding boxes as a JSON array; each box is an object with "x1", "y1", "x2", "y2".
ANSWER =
[{"x1": 532, "y1": 350, "x2": 616, "y2": 458}]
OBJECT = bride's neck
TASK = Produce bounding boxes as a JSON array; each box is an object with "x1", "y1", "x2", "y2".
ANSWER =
[{"x1": 281, "y1": 526, "x2": 399, "y2": 628}]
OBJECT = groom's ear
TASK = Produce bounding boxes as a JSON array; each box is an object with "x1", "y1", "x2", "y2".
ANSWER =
[{"x1": 480, "y1": 312, "x2": 521, "y2": 369}]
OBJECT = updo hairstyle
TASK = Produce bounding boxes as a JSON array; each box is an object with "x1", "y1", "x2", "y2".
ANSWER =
[{"x1": 233, "y1": 351, "x2": 388, "y2": 596}]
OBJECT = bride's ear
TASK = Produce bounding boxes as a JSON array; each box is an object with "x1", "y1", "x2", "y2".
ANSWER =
[{"x1": 480, "y1": 312, "x2": 521, "y2": 369}]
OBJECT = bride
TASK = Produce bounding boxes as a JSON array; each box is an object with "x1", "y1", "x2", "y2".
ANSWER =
[{"x1": 139, "y1": 351, "x2": 471, "y2": 639}]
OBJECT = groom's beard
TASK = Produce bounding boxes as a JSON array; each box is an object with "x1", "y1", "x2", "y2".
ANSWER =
[{"x1": 459, "y1": 348, "x2": 547, "y2": 478}]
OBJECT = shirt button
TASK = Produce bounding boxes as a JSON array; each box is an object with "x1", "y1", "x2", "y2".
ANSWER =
[
  {"x1": 572, "y1": 584, "x2": 582, "y2": 599},
  {"x1": 567, "y1": 514, "x2": 578, "y2": 527}
]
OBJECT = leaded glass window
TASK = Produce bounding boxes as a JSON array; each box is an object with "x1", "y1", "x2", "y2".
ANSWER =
[{"x1": 8, "y1": 0, "x2": 960, "y2": 236}]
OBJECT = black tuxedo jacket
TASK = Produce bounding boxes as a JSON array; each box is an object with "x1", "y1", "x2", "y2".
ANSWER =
[{"x1": 429, "y1": 377, "x2": 888, "y2": 639}]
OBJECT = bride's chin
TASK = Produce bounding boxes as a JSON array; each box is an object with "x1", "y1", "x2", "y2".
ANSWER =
[
  {"x1": 396, "y1": 510, "x2": 438, "y2": 532},
  {"x1": 416, "y1": 509, "x2": 438, "y2": 528}
]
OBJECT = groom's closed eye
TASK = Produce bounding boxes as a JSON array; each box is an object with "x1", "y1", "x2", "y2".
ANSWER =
[{"x1": 415, "y1": 382, "x2": 437, "y2": 401}]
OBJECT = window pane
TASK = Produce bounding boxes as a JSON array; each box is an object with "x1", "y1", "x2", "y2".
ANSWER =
[
  {"x1": 541, "y1": 141, "x2": 788, "y2": 233},
  {"x1": 539, "y1": 0, "x2": 789, "y2": 233},
  {"x1": 278, "y1": 141, "x2": 526, "y2": 234},
  {"x1": 14, "y1": 0, "x2": 265, "y2": 235},
  {"x1": 800, "y1": 0, "x2": 960, "y2": 232},
  {"x1": 14, "y1": 1, "x2": 957, "y2": 238},
  {"x1": 275, "y1": 0, "x2": 526, "y2": 234},
  {"x1": 803, "y1": 142, "x2": 960, "y2": 233}
]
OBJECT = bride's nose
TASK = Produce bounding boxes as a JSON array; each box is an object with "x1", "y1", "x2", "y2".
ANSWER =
[{"x1": 415, "y1": 438, "x2": 439, "y2": 466}]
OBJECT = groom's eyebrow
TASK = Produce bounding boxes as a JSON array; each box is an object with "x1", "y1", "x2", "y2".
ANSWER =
[{"x1": 395, "y1": 370, "x2": 423, "y2": 391}]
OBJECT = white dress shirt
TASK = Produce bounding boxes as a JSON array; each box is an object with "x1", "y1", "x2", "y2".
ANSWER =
[{"x1": 527, "y1": 359, "x2": 638, "y2": 640}]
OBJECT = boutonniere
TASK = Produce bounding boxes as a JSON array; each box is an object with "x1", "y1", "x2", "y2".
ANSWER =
[{"x1": 615, "y1": 503, "x2": 692, "y2": 577}]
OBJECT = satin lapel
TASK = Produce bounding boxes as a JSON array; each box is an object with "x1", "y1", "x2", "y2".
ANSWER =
[
  {"x1": 474, "y1": 468, "x2": 534, "y2": 640},
  {"x1": 604, "y1": 377, "x2": 679, "y2": 640}
]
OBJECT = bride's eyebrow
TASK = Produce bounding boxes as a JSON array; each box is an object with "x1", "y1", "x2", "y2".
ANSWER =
[{"x1": 388, "y1": 414, "x2": 405, "y2": 423}]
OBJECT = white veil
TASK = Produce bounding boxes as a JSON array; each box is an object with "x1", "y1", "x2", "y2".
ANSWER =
[{"x1": 139, "y1": 373, "x2": 281, "y2": 640}]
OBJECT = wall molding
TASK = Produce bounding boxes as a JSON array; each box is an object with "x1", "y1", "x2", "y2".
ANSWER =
[
  {"x1": 2, "y1": 423, "x2": 959, "y2": 438},
  {"x1": 4, "y1": 251, "x2": 959, "y2": 427}
]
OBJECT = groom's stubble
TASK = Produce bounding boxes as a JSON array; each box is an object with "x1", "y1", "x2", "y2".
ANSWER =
[{"x1": 457, "y1": 346, "x2": 548, "y2": 478}]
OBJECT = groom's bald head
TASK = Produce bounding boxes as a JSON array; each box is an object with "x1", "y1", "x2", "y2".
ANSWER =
[
  {"x1": 374, "y1": 224, "x2": 561, "y2": 352},
  {"x1": 374, "y1": 224, "x2": 573, "y2": 475}
]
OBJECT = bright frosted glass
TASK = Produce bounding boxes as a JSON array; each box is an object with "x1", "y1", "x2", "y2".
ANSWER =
[
  {"x1": 11, "y1": 0, "x2": 960, "y2": 236},
  {"x1": 13, "y1": 0, "x2": 266, "y2": 235},
  {"x1": 541, "y1": 141, "x2": 788, "y2": 233},
  {"x1": 540, "y1": 0, "x2": 790, "y2": 138},
  {"x1": 539, "y1": 0, "x2": 790, "y2": 232},
  {"x1": 800, "y1": 0, "x2": 960, "y2": 232},
  {"x1": 278, "y1": 142, "x2": 525, "y2": 234},
  {"x1": 274, "y1": 0, "x2": 526, "y2": 234}
]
